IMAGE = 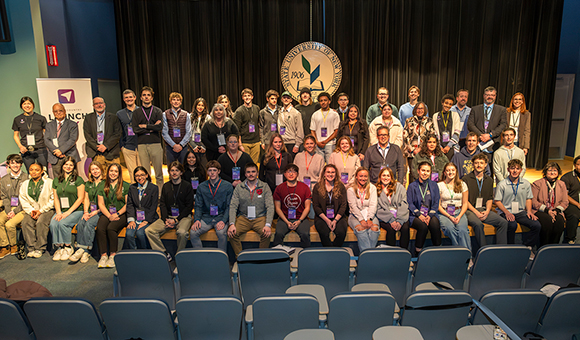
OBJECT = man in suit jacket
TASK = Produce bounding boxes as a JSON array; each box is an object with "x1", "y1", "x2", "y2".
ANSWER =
[
  {"x1": 44, "y1": 103, "x2": 80, "y2": 178},
  {"x1": 467, "y1": 86, "x2": 507, "y2": 154},
  {"x1": 84, "y1": 97, "x2": 122, "y2": 167}
]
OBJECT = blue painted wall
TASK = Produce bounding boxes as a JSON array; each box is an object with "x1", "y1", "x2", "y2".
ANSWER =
[
  {"x1": 39, "y1": 0, "x2": 119, "y2": 97},
  {"x1": 559, "y1": 0, "x2": 580, "y2": 157}
]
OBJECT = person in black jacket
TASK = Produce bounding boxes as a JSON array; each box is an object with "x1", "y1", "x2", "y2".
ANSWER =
[
  {"x1": 336, "y1": 104, "x2": 369, "y2": 161},
  {"x1": 125, "y1": 166, "x2": 159, "y2": 250},
  {"x1": 311, "y1": 164, "x2": 348, "y2": 247},
  {"x1": 182, "y1": 150, "x2": 206, "y2": 196},
  {"x1": 259, "y1": 133, "x2": 293, "y2": 194},
  {"x1": 146, "y1": 161, "x2": 194, "y2": 260},
  {"x1": 218, "y1": 134, "x2": 253, "y2": 187},
  {"x1": 83, "y1": 97, "x2": 122, "y2": 168}
]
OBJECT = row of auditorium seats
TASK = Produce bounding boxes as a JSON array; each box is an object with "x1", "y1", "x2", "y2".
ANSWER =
[{"x1": 2, "y1": 288, "x2": 580, "y2": 340}]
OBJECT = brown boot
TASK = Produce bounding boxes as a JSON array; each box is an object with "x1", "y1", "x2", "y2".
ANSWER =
[
  {"x1": 10, "y1": 245, "x2": 18, "y2": 255},
  {"x1": 0, "y1": 247, "x2": 9, "y2": 259}
]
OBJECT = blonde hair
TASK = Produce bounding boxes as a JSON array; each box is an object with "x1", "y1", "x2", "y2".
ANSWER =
[
  {"x1": 333, "y1": 136, "x2": 355, "y2": 156},
  {"x1": 349, "y1": 167, "x2": 371, "y2": 200}
]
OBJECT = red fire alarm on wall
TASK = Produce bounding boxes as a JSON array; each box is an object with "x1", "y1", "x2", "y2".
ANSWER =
[{"x1": 46, "y1": 45, "x2": 58, "y2": 66}]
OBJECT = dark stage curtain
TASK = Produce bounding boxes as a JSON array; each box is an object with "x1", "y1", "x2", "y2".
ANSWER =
[{"x1": 114, "y1": 0, "x2": 563, "y2": 169}]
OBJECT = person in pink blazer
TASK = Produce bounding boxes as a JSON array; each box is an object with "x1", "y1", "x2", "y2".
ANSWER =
[{"x1": 532, "y1": 162, "x2": 569, "y2": 246}]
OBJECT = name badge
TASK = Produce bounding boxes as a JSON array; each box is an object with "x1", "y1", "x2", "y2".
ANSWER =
[
  {"x1": 350, "y1": 137, "x2": 355, "y2": 146},
  {"x1": 127, "y1": 126, "x2": 135, "y2": 136},
  {"x1": 326, "y1": 207, "x2": 335, "y2": 219},
  {"x1": 173, "y1": 128, "x2": 181, "y2": 138},
  {"x1": 217, "y1": 134, "x2": 226, "y2": 146},
  {"x1": 90, "y1": 202, "x2": 98, "y2": 213},
  {"x1": 321, "y1": 127, "x2": 328, "y2": 138},
  {"x1": 232, "y1": 167, "x2": 241, "y2": 181},
  {"x1": 191, "y1": 178, "x2": 199, "y2": 190},
  {"x1": 170, "y1": 206, "x2": 179, "y2": 217},
  {"x1": 340, "y1": 172, "x2": 349, "y2": 184},
  {"x1": 52, "y1": 138, "x2": 59, "y2": 148},
  {"x1": 194, "y1": 133, "x2": 201, "y2": 143},
  {"x1": 271, "y1": 123, "x2": 277, "y2": 132},
  {"x1": 10, "y1": 196, "x2": 19, "y2": 207},
  {"x1": 390, "y1": 208, "x2": 397, "y2": 218},
  {"x1": 60, "y1": 197, "x2": 70, "y2": 209},
  {"x1": 280, "y1": 126, "x2": 286, "y2": 135},
  {"x1": 484, "y1": 121, "x2": 490, "y2": 130},
  {"x1": 109, "y1": 205, "x2": 117, "y2": 215},
  {"x1": 249, "y1": 123, "x2": 255, "y2": 133},
  {"x1": 431, "y1": 172, "x2": 439, "y2": 182},
  {"x1": 442, "y1": 131, "x2": 450, "y2": 143},
  {"x1": 511, "y1": 202, "x2": 519, "y2": 214},
  {"x1": 136, "y1": 209, "x2": 145, "y2": 221},
  {"x1": 248, "y1": 206, "x2": 256, "y2": 219},
  {"x1": 446, "y1": 204, "x2": 456, "y2": 216},
  {"x1": 26, "y1": 134, "x2": 35, "y2": 146},
  {"x1": 288, "y1": 208, "x2": 297, "y2": 220},
  {"x1": 97, "y1": 131, "x2": 104, "y2": 143},
  {"x1": 420, "y1": 205, "x2": 429, "y2": 216},
  {"x1": 210, "y1": 204, "x2": 218, "y2": 216},
  {"x1": 476, "y1": 197, "x2": 483, "y2": 209},
  {"x1": 276, "y1": 173, "x2": 284, "y2": 186},
  {"x1": 303, "y1": 176, "x2": 311, "y2": 187}
]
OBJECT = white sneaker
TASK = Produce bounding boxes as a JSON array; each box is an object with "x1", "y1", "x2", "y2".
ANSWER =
[
  {"x1": 98, "y1": 255, "x2": 108, "y2": 268},
  {"x1": 52, "y1": 248, "x2": 63, "y2": 261},
  {"x1": 106, "y1": 254, "x2": 115, "y2": 268},
  {"x1": 32, "y1": 250, "x2": 43, "y2": 258},
  {"x1": 60, "y1": 246, "x2": 74, "y2": 261},
  {"x1": 80, "y1": 251, "x2": 91, "y2": 264},
  {"x1": 69, "y1": 248, "x2": 84, "y2": 262},
  {"x1": 27, "y1": 250, "x2": 35, "y2": 258}
]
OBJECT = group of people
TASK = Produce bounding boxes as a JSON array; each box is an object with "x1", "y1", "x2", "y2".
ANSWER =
[{"x1": 1, "y1": 84, "x2": 575, "y2": 265}]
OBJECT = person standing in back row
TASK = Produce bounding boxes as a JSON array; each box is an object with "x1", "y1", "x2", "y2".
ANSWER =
[
  {"x1": 162, "y1": 92, "x2": 192, "y2": 164},
  {"x1": 133, "y1": 86, "x2": 164, "y2": 188},
  {"x1": 310, "y1": 92, "x2": 340, "y2": 162},
  {"x1": 117, "y1": 89, "x2": 141, "y2": 183},
  {"x1": 234, "y1": 88, "x2": 261, "y2": 164},
  {"x1": 84, "y1": 97, "x2": 121, "y2": 169}
]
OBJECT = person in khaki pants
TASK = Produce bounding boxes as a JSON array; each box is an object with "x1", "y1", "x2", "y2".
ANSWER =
[
  {"x1": 227, "y1": 163, "x2": 274, "y2": 257},
  {"x1": 0, "y1": 154, "x2": 28, "y2": 258},
  {"x1": 117, "y1": 89, "x2": 141, "y2": 183}
]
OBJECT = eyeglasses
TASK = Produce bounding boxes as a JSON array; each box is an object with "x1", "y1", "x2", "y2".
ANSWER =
[
  {"x1": 228, "y1": 141, "x2": 238, "y2": 144},
  {"x1": 378, "y1": 134, "x2": 389, "y2": 137}
]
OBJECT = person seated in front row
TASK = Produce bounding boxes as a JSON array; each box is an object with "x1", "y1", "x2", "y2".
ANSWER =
[
  {"x1": 146, "y1": 161, "x2": 194, "y2": 261},
  {"x1": 494, "y1": 159, "x2": 541, "y2": 255},
  {"x1": 272, "y1": 164, "x2": 312, "y2": 249},
  {"x1": 347, "y1": 167, "x2": 379, "y2": 253},
  {"x1": 19, "y1": 161, "x2": 55, "y2": 258},
  {"x1": 227, "y1": 163, "x2": 274, "y2": 257},
  {"x1": 190, "y1": 160, "x2": 233, "y2": 253},
  {"x1": 407, "y1": 161, "x2": 442, "y2": 256},
  {"x1": 561, "y1": 155, "x2": 580, "y2": 244},
  {"x1": 437, "y1": 162, "x2": 471, "y2": 251},
  {"x1": 531, "y1": 162, "x2": 568, "y2": 246},
  {"x1": 0, "y1": 154, "x2": 28, "y2": 259},
  {"x1": 462, "y1": 153, "x2": 510, "y2": 252},
  {"x1": 312, "y1": 164, "x2": 348, "y2": 247},
  {"x1": 125, "y1": 166, "x2": 158, "y2": 251},
  {"x1": 96, "y1": 163, "x2": 131, "y2": 268},
  {"x1": 217, "y1": 134, "x2": 252, "y2": 187},
  {"x1": 376, "y1": 167, "x2": 410, "y2": 249}
]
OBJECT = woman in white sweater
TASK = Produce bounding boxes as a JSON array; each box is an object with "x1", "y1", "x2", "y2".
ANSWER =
[
  {"x1": 19, "y1": 161, "x2": 55, "y2": 258},
  {"x1": 347, "y1": 167, "x2": 379, "y2": 252}
]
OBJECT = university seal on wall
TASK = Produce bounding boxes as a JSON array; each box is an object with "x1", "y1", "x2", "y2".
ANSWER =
[{"x1": 280, "y1": 41, "x2": 342, "y2": 102}]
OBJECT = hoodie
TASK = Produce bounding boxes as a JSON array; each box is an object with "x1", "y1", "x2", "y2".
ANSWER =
[{"x1": 451, "y1": 146, "x2": 491, "y2": 179}]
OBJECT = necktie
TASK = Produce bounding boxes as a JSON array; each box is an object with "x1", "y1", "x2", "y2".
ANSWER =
[
  {"x1": 138, "y1": 185, "x2": 144, "y2": 201},
  {"x1": 485, "y1": 106, "x2": 491, "y2": 121},
  {"x1": 57, "y1": 122, "x2": 62, "y2": 137}
]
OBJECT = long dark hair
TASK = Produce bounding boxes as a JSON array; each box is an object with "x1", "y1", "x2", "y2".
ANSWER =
[
  {"x1": 191, "y1": 97, "x2": 208, "y2": 127},
  {"x1": 104, "y1": 163, "x2": 124, "y2": 201},
  {"x1": 337, "y1": 104, "x2": 366, "y2": 135},
  {"x1": 184, "y1": 150, "x2": 207, "y2": 180},
  {"x1": 58, "y1": 156, "x2": 78, "y2": 183},
  {"x1": 418, "y1": 133, "x2": 444, "y2": 158},
  {"x1": 133, "y1": 166, "x2": 151, "y2": 182}
]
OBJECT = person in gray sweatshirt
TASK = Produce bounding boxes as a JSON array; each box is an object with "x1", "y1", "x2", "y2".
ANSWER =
[
  {"x1": 376, "y1": 167, "x2": 410, "y2": 249},
  {"x1": 451, "y1": 132, "x2": 491, "y2": 178},
  {"x1": 228, "y1": 162, "x2": 274, "y2": 256}
]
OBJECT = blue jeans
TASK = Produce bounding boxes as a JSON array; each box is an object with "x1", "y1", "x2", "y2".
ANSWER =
[
  {"x1": 437, "y1": 212, "x2": 471, "y2": 251},
  {"x1": 75, "y1": 213, "x2": 101, "y2": 249},
  {"x1": 316, "y1": 143, "x2": 335, "y2": 163},
  {"x1": 190, "y1": 219, "x2": 228, "y2": 252},
  {"x1": 500, "y1": 211, "x2": 541, "y2": 247},
  {"x1": 348, "y1": 215, "x2": 380, "y2": 252},
  {"x1": 125, "y1": 222, "x2": 150, "y2": 249},
  {"x1": 49, "y1": 210, "x2": 84, "y2": 246}
]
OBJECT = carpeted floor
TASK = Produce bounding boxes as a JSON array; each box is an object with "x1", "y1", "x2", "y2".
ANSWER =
[{"x1": 0, "y1": 251, "x2": 114, "y2": 307}]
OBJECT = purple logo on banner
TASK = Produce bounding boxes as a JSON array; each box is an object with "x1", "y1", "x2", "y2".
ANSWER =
[{"x1": 57, "y1": 89, "x2": 75, "y2": 104}]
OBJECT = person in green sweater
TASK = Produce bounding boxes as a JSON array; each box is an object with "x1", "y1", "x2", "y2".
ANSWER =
[
  {"x1": 411, "y1": 133, "x2": 448, "y2": 183},
  {"x1": 49, "y1": 156, "x2": 85, "y2": 261},
  {"x1": 233, "y1": 88, "x2": 261, "y2": 164}
]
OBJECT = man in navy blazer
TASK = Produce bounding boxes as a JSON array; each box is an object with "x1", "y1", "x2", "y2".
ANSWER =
[
  {"x1": 467, "y1": 86, "x2": 507, "y2": 155},
  {"x1": 84, "y1": 97, "x2": 122, "y2": 167},
  {"x1": 44, "y1": 103, "x2": 80, "y2": 178}
]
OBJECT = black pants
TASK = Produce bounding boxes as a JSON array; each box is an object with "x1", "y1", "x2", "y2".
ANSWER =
[
  {"x1": 380, "y1": 221, "x2": 410, "y2": 249},
  {"x1": 22, "y1": 149, "x2": 48, "y2": 172},
  {"x1": 96, "y1": 214, "x2": 127, "y2": 254},
  {"x1": 536, "y1": 211, "x2": 565, "y2": 246},
  {"x1": 314, "y1": 217, "x2": 347, "y2": 247},
  {"x1": 273, "y1": 219, "x2": 311, "y2": 248},
  {"x1": 564, "y1": 205, "x2": 580, "y2": 243},
  {"x1": 411, "y1": 216, "x2": 441, "y2": 249}
]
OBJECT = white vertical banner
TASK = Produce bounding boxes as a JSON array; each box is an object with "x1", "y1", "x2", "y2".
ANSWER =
[{"x1": 36, "y1": 78, "x2": 93, "y2": 180}]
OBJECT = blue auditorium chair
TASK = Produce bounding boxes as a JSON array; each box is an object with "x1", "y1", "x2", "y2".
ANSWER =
[
  {"x1": 175, "y1": 249, "x2": 233, "y2": 296},
  {"x1": 176, "y1": 296, "x2": 243, "y2": 340},
  {"x1": 297, "y1": 248, "x2": 350, "y2": 300},
  {"x1": 535, "y1": 287, "x2": 580, "y2": 340},
  {"x1": 523, "y1": 244, "x2": 580, "y2": 289},
  {"x1": 411, "y1": 246, "x2": 471, "y2": 291},
  {"x1": 0, "y1": 298, "x2": 35, "y2": 340}
]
